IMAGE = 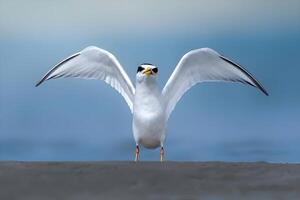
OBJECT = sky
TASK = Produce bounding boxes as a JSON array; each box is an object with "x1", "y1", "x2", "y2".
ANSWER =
[{"x1": 0, "y1": 0, "x2": 300, "y2": 162}]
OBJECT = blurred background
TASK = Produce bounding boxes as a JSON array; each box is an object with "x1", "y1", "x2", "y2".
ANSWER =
[{"x1": 0, "y1": 0, "x2": 299, "y2": 162}]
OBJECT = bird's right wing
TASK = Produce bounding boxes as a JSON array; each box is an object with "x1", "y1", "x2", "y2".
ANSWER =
[
  {"x1": 36, "y1": 46, "x2": 135, "y2": 112},
  {"x1": 162, "y1": 48, "x2": 268, "y2": 119}
]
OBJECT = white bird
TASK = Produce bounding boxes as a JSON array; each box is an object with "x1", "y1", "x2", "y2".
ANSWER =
[{"x1": 36, "y1": 46, "x2": 268, "y2": 161}]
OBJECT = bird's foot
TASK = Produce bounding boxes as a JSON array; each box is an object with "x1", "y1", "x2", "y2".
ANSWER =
[
  {"x1": 135, "y1": 145, "x2": 139, "y2": 162},
  {"x1": 160, "y1": 147, "x2": 164, "y2": 162}
]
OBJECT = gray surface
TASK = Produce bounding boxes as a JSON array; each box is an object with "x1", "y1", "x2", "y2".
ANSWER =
[{"x1": 0, "y1": 161, "x2": 300, "y2": 200}]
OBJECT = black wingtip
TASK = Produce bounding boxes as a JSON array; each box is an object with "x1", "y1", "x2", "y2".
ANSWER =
[
  {"x1": 261, "y1": 87, "x2": 269, "y2": 96},
  {"x1": 251, "y1": 78, "x2": 269, "y2": 96},
  {"x1": 219, "y1": 56, "x2": 269, "y2": 97},
  {"x1": 35, "y1": 82, "x2": 41, "y2": 87},
  {"x1": 35, "y1": 52, "x2": 81, "y2": 88},
  {"x1": 35, "y1": 79, "x2": 44, "y2": 87}
]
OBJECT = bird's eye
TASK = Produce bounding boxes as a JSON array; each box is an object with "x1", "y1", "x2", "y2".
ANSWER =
[
  {"x1": 137, "y1": 66, "x2": 144, "y2": 73},
  {"x1": 152, "y1": 68, "x2": 158, "y2": 73}
]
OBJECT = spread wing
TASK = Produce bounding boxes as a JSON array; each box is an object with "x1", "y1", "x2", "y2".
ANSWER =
[
  {"x1": 162, "y1": 48, "x2": 268, "y2": 119},
  {"x1": 36, "y1": 46, "x2": 135, "y2": 112}
]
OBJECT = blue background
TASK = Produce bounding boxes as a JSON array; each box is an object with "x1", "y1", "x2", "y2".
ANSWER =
[{"x1": 0, "y1": 0, "x2": 299, "y2": 162}]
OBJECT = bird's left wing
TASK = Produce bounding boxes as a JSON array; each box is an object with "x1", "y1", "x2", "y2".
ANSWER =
[
  {"x1": 36, "y1": 46, "x2": 135, "y2": 112},
  {"x1": 162, "y1": 48, "x2": 268, "y2": 119}
]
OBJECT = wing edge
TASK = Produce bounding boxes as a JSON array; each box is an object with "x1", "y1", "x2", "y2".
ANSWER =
[
  {"x1": 35, "y1": 52, "x2": 81, "y2": 87},
  {"x1": 219, "y1": 55, "x2": 269, "y2": 96}
]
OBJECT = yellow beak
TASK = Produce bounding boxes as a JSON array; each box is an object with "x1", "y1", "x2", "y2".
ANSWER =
[{"x1": 142, "y1": 67, "x2": 153, "y2": 76}]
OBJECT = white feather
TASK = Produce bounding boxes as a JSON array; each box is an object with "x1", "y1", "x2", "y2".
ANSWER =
[
  {"x1": 162, "y1": 48, "x2": 268, "y2": 119},
  {"x1": 36, "y1": 46, "x2": 135, "y2": 112}
]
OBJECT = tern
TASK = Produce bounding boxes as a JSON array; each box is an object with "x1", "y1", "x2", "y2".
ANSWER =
[{"x1": 36, "y1": 46, "x2": 268, "y2": 161}]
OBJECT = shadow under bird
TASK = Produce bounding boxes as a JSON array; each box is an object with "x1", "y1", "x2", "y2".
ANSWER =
[{"x1": 36, "y1": 46, "x2": 268, "y2": 161}]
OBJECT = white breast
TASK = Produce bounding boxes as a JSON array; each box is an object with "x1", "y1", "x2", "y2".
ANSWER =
[{"x1": 132, "y1": 79, "x2": 166, "y2": 149}]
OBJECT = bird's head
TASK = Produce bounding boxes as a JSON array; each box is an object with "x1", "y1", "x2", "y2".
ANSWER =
[{"x1": 136, "y1": 63, "x2": 158, "y2": 83}]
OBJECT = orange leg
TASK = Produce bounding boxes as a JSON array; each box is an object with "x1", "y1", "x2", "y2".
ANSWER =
[
  {"x1": 160, "y1": 147, "x2": 164, "y2": 162},
  {"x1": 135, "y1": 145, "x2": 139, "y2": 162}
]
